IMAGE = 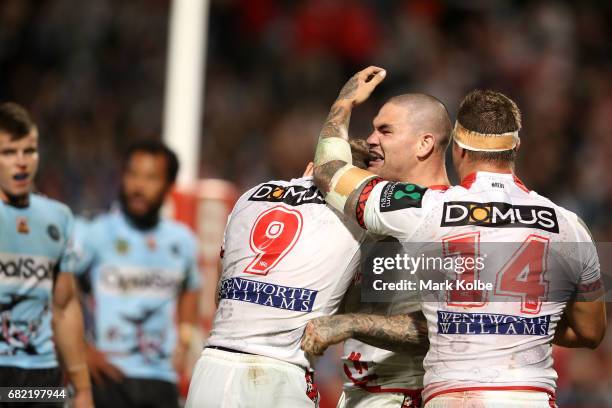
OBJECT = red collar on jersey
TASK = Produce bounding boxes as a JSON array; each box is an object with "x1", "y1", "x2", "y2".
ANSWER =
[
  {"x1": 428, "y1": 184, "x2": 450, "y2": 191},
  {"x1": 460, "y1": 171, "x2": 530, "y2": 193}
]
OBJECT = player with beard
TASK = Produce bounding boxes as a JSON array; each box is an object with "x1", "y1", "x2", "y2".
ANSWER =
[
  {"x1": 73, "y1": 140, "x2": 201, "y2": 408},
  {"x1": 301, "y1": 92, "x2": 452, "y2": 408},
  {"x1": 304, "y1": 67, "x2": 606, "y2": 407},
  {"x1": 0, "y1": 102, "x2": 92, "y2": 407}
]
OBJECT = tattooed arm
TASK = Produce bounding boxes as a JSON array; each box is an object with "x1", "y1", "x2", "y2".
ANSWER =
[
  {"x1": 313, "y1": 66, "x2": 386, "y2": 217},
  {"x1": 300, "y1": 311, "x2": 428, "y2": 356}
]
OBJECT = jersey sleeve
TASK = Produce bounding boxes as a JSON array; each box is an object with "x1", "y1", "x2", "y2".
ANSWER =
[
  {"x1": 182, "y1": 231, "x2": 202, "y2": 291},
  {"x1": 58, "y1": 208, "x2": 78, "y2": 273},
  {"x1": 573, "y1": 217, "x2": 602, "y2": 298},
  {"x1": 358, "y1": 180, "x2": 429, "y2": 240},
  {"x1": 71, "y1": 217, "x2": 96, "y2": 276}
]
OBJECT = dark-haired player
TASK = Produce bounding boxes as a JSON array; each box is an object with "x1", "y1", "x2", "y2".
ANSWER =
[
  {"x1": 0, "y1": 102, "x2": 92, "y2": 407},
  {"x1": 185, "y1": 142, "x2": 374, "y2": 408},
  {"x1": 305, "y1": 67, "x2": 606, "y2": 407},
  {"x1": 74, "y1": 140, "x2": 201, "y2": 408}
]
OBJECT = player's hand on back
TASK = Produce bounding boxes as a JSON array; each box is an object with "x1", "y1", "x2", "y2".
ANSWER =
[
  {"x1": 85, "y1": 343, "x2": 124, "y2": 384},
  {"x1": 335, "y1": 66, "x2": 386, "y2": 107},
  {"x1": 300, "y1": 316, "x2": 353, "y2": 356}
]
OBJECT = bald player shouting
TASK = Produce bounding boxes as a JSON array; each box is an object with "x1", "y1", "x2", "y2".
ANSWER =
[{"x1": 303, "y1": 91, "x2": 453, "y2": 408}]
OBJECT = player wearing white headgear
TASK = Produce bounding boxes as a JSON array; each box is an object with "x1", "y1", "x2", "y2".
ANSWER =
[{"x1": 303, "y1": 67, "x2": 606, "y2": 408}]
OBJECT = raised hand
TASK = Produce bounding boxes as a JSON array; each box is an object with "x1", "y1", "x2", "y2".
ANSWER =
[{"x1": 336, "y1": 66, "x2": 386, "y2": 107}]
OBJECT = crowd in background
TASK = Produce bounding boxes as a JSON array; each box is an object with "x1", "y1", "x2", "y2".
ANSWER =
[{"x1": 0, "y1": 0, "x2": 610, "y2": 406}]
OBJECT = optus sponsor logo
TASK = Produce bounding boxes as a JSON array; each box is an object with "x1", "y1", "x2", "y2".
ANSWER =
[{"x1": 100, "y1": 266, "x2": 182, "y2": 293}]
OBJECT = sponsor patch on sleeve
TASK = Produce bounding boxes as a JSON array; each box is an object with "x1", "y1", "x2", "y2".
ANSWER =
[{"x1": 379, "y1": 183, "x2": 428, "y2": 212}]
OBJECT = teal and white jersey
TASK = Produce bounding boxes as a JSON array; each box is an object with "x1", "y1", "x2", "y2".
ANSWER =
[
  {"x1": 0, "y1": 194, "x2": 76, "y2": 369},
  {"x1": 74, "y1": 210, "x2": 201, "y2": 383}
]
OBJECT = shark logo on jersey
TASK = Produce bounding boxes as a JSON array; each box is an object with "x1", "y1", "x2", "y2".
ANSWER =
[
  {"x1": 441, "y1": 202, "x2": 559, "y2": 233},
  {"x1": 119, "y1": 305, "x2": 168, "y2": 363},
  {"x1": 379, "y1": 183, "x2": 427, "y2": 212},
  {"x1": 248, "y1": 184, "x2": 325, "y2": 206},
  {"x1": 0, "y1": 293, "x2": 48, "y2": 355}
]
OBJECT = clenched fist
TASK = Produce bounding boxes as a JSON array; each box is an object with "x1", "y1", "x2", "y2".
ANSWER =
[
  {"x1": 300, "y1": 315, "x2": 353, "y2": 356},
  {"x1": 335, "y1": 66, "x2": 386, "y2": 107}
]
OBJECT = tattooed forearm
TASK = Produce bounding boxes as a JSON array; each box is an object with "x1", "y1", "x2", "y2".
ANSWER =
[
  {"x1": 319, "y1": 104, "x2": 351, "y2": 141},
  {"x1": 313, "y1": 103, "x2": 353, "y2": 193},
  {"x1": 311, "y1": 67, "x2": 385, "y2": 213},
  {"x1": 351, "y1": 312, "x2": 429, "y2": 353},
  {"x1": 315, "y1": 315, "x2": 354, "y2": 343},
  {"x1": 314, "y1": 160, "x2": 346, "y2": 194},
  {"x1": 301, "y1": 312, "x2": 429, "y2": 357},
  {"x1": 337, "y1": 75, "x2": 359, "y2": 100},
  {"x1": 300, "y1": 315, "x2": 355, "y2": 356}
]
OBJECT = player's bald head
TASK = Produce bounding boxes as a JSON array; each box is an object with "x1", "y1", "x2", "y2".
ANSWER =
[{"x1": 386, "y1": 93, "x2": 452, "y2": 152}]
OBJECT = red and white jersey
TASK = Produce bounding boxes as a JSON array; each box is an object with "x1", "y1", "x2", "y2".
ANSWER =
[
  {"x1": 207, "y1": 177, "x2": 366, "y2": 369},
  {"x1": 341, "y1": 240, "x2": 425, "y2": 393},
  {"x1": 358, "y1": 171, "x2": 601, "y2": 404}
]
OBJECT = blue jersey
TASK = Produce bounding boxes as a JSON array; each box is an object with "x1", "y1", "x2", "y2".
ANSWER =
[
  {"x1": 74, "y1": 210, "x2": 201, "y2": 383},
  {"x1": 0, "y1": 194, "x2": 75, "y2": 369}
]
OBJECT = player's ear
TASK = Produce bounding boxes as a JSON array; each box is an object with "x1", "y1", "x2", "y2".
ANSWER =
[
  {"x1": 416, "y1": 134, "x2": 435, "y2": 160},
  {"x1": 302, "y1": 162, "x2": 314, "y2": 177},
  {"x1": 515, "y1": 138, "x2": 521, "y2": 152}
]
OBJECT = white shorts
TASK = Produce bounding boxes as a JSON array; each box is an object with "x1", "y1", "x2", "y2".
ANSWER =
[
  {"x1": 337, "y1": 388, "x2": 421, "y2": 408},
  {"x1": 185, "y1": 348, "x2": 319, "y2": 408},
  {"x1": 425, "y1": 390, "x2": 554, "y2": 408}
]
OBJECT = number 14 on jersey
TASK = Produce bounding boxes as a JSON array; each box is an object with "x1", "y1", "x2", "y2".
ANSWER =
[{"x1": 444, "y1": 232, "x2": 549, "y2": 314}]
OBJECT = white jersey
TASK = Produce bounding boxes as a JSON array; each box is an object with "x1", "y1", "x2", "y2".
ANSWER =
[
  {"x1": 341, "y1": 237, "x2": 426, "y2": 394},
  {"x1": 207, "y1": 177, "x2": 366, "y2": 369},
  {"x1": 358, "y1": 171, "x2": 601, "y2": 404}
]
